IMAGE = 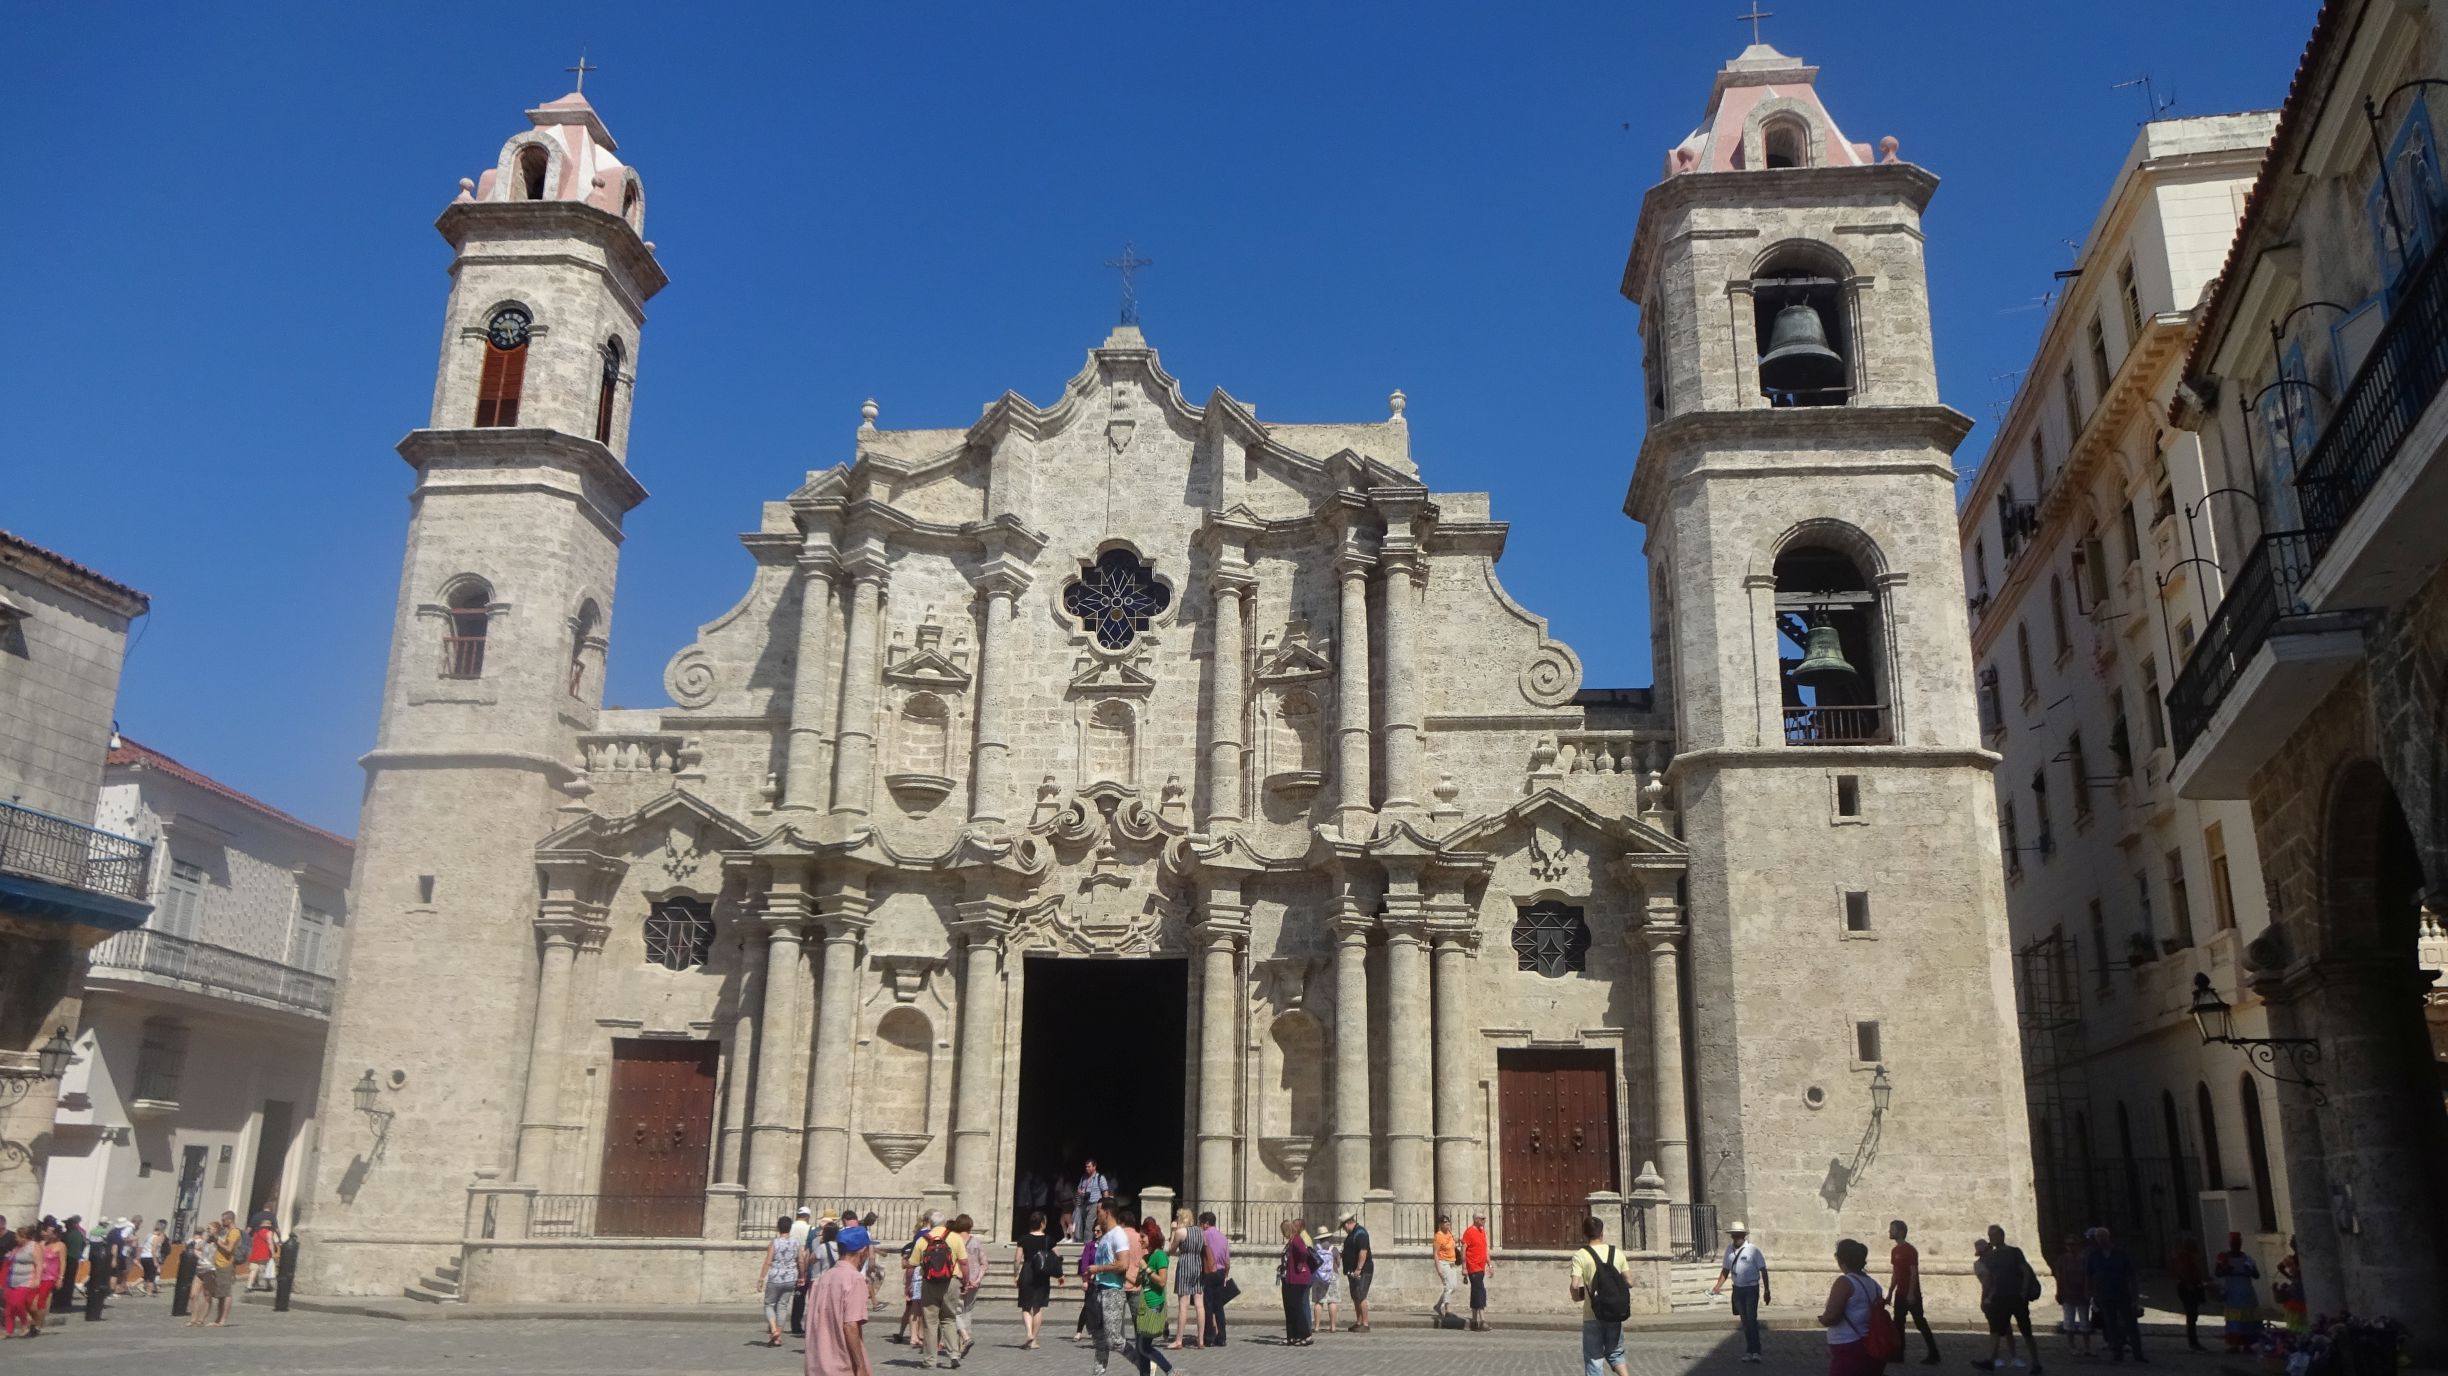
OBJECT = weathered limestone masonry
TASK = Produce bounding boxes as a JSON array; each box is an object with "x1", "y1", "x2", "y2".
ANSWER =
[
  {"x1": 302, "y1": 48, "x2": 2031, "y2": 1315},
  {"x1": 1623, "y1": 43, "x2": 2037, "y2": 1309}
]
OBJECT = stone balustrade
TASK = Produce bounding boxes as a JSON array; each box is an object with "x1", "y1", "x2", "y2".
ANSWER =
[
  {"x1": 578, "y1": 733, "x2": 694, "y2": 776},
  {"x1": 1553, "y1": 732, "x2": 1672, "y2": 777}
]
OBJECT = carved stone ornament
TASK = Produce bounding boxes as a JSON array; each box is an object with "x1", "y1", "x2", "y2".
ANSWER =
[
  {"x1": 1518, "y1": 641, "x2": 1584, "y2": 708},
  {"x1": 665, "y1": 646, "x2": 719, "y2": 708},
  {"x1": 864, "y1": 1131, "x2": 933, "y2": 1175}
]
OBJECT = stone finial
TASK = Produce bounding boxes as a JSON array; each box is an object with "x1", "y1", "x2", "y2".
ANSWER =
[
  {"x1": 756, "y1": 771, "x2": 780, "y2": 813},
  {"x1": 455, "y1": 177, "x2": 476, "y2": 203},
  {"x1": 1529, "y1": 734, "x2": 1561, "y2": 781},
  {"x1": 1431, "y1": 773, "x2": 1462, "y2": 823},
  {"x1": 1389, "y1": 388, "x2": 1407, "y2": 420},
  {"x1": 860, "y1": 398, "x2": 880, "y2": 431},
  {"x1": 1879, "y1": 135, "x2": 1900, "y2": 164}
]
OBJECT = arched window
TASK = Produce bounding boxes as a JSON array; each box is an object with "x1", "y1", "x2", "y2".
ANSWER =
[
  {"x1": 595, "y1": 337, "x2": 624, "y2": 444},
  {"x1": 2239, "y1": 1074, "x2": 2278, "y2": 1232},
  {"x1": 443, "y1": 578, "x2": 492, "y2": 679},
  {"x1": 899, "y1": 694, "x2": 950, "y2": 775},
  {"x1": 1763, "y1": 115, "x2": 1809, "y2": 169},
  {"x1": 2195, "y1": 1081, "x2": 2227, "y2": 1189},
  {"x1": 516, "y1": 144, "x2": 549, "y2": 201},
  {"x1": 1775, "y1": 539, "x2": 1887, "y2": 745},
  {"x1": 475, "y1": 306, "x2": 531, "y2": 427},
  {"x1": 1753, "y1": 245, "x2": 1854, "y2": 407},
  {"x1": 1086, "y1": 700, "x2": 1134, "y2": 783},
  {"x1": 642, "y1": 897, "x2": 714, "y2": 971},
  {"x1": 568, "y1": 601, "x2": 600, "y2": 697},
  {"x1": 1512, "y1": 901, "x2": 1591, "y2": 977},
  {"x1": 2160, "y1": 1090, "x2": 2195, "y2": 1231},
  {"x1": 1061, "y1": 548, "x2": 1170, "y2": 649}
]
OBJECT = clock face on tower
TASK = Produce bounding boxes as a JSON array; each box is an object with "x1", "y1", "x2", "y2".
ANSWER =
[{"x1": 486, "y1": 306, "x2": 533, "y2": 350}]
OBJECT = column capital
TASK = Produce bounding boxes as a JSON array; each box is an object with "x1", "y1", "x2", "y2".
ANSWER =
[
  {"x1": 535, "y1": 909, "x2": 610, "y2": 951},
  {"x1": 1193, "y1": 902, "x2": 1251, "y2": 950},
  {"x1": 843, "y1": 549, "x2": 892, "y2": 586},
  {"x1": 1377, "y1": 547, "x2": 1426, "y2": 585},
  {"x1": 1640, "y1": 893, "x2": 1686, "y2": 949},
  {"x1": 1333, "y1": 549, "x2": 1376, "y2": 581},
  {"x1": 1209, "y1": 564, "x2": 1258, "y2": 599},
  {"x1": 950, "y1": 900, "x2": 1019, "y2": 950},
  {"x1": 1330, "y1": 903, "x2": 1376, "y2": 945},
  {"x1": 970, "y1": 562, "x2": 1032, "y2": 601},
  {"x1": 1381, "y1": 914, "x2": 1431, "y2": 947},
  {"x1": 797, "y1": 548, "x2": 843, "y2": 578}
]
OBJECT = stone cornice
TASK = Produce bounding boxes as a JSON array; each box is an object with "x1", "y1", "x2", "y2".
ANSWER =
[
  {"x1": 1625, "y1": 404, "x2": 1973, "y2": 524},
  {"x1": 0, "y1": 531, "x2": 149, "y2": 619},
  {"x1": 399, "y1": 427, "x2": 649, "y2": 520},
  {"x1": 437, "y1": 200, "x2": 669, "y2": 305},
  {"x1": 1666, "y1": 744, "x2": 2000, "y2": 776},
  {"x1": 1622, "y1": 162, "x2": 1940, "y2": 304}
]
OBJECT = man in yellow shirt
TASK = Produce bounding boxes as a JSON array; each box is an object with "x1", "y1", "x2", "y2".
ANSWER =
[
  {"x1": 912, "y1": 1211, "x2": 968, "y2": 1369},
  {"x1": 1569, "y1": 1215, "x2": 1633, "y2": 1376},
  {"x1": 1432, "y1": 1215, "x2": 1461, "y2": 1328}
]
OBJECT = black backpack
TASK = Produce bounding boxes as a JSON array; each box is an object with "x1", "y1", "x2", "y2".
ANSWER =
[{"x1": 1582, "y1": 1245, "x2": 1632, "y2": 1323}]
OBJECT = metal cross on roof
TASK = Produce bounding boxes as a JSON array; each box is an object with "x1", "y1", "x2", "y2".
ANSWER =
[
  {"x1": 1104, "y1": 241, "x2": 1153, "y2": 326},
  {"x1": 566, "y1": 50, "x2": 599, "y2": 92},
  {"x1": 1737, "y1": 3, "x2": 1774, "y2": 43}
]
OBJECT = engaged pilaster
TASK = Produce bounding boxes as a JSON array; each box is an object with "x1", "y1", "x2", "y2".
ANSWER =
[
  {"x1": 1640, "y1": 890, "x2": 1693, "y2": 1243},
  {"x1": 1192, "y1": 900, "x2": 1251, "y2": 1204},
  {"x1": 747, "y1": 861, "x2": 817, "y2": 1195},
  {"x1": 802, "y1": 883, "x2": 873, "y2": 1196},
  {"x1": 966, "y1": 563, "x2": 1030, "y2": 826},
  {"x1": 1329, "y1": 900, "x2": 1375, "y2": 1208},
  {"x1": 1428, "y1": 903, "x2": 1483, "y2": 1211},
  {"x1": 1381, "y1": 911, "x2": 1433, "y2": 1229},
  {"x1": 830, "y1": 548, "x2": 891, "y2": 817},
  {"x1": 782, "y1": 543, "x2": 842, "y2": 810},
  {"x1": 1331, "y1": 547, "x2": 1377, "y2": 839},
  {"x1": 947, "y1": 903, "x2": 1014, "y2": 1226},
  {"x1": 1376, "y1": 548, "x2": 1426, "y2": 817},
  {"x1": 1200, "y1": 561, "x2": 1256, "y2": 829}
]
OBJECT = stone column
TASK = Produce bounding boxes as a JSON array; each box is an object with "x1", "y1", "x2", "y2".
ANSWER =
[
  {"x1": 1430, "y1": 916, "x2": 1482, "y2": 1209},
  {"x1": 1642, "y1": 892, "x2": 1692, "y2": 1242},
  {"x1": 513, "y1": 918, "x2": 589, "y2": 1184},
  {"x1": 1383, "y1": 915, "x2": 1433, "y2": 1227},
  {"x1": 966, "y1": 570, "x2": 1026, "y2": 825},
  {"x1": 831, "y1": 552, "x2": 890, "y2": 817},
  {"x1": 1193, "y1": 902, "x2": 1250, "y2": 1205},
  {"x1": 1330, "y1": 903, "x2": 1374, "y2": 1207},
  {"x1": 803, "y1": 888, "x2": 872, "y2": 1196},
  {"x1": 1377, "y1": 551, "x2": 1425, "y2": 817},
  {"x1": 1332, "y1": 550, "x2": 1376, "y2": 838},
  {"x1": 1201, "y1": 567, "x2": 1254, "y2": 828},
  {"x1": 948, "y1": 905, "x2": 1012, "y2": 1224},
  {"x1": 783, "y1": 548, "x2": 841, "y2": 810},
  {"x1": 747, "y1": 862, "x2": 816, "y2": 1195}
]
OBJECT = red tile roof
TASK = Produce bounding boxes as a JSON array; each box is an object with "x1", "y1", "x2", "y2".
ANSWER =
[
  {"x1": 106, "y1": 736, "x2": 355, "y2": 851},
  {"x1": 0, "y1": 527, "x2": 150, "y2": 612}
]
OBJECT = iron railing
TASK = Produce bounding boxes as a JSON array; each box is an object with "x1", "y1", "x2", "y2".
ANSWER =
[
  {"x1": 2167, "y1": 530, "x2": 2331, "y2": 759},
  {"x1": 1784, "y1": 703, "x2": 1889, "y2": 745},
  {"x1": 0, "y1": 799, "x2": 152, "y2": 901},
  {"x1": 2296, "y1": 219, "x2": 2448, "y2": 534},
  {"x1": 1199, "y1": 1199, "x2": 1694, "y2": 1255},
  {"x1": 441, "y1": 635, "x2": 486, "y2": 679},
  {"x1": 736, "y1": 1195, "x2": 925, "y2": 1242},
  {"x1": 90, "y1": 927, "x2": 335, "y2": 1015}
]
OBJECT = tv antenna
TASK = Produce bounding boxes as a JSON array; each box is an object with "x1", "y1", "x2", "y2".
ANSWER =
[{"x1": 2111, "y1": 75, "x2": 2177, "y2": 124}]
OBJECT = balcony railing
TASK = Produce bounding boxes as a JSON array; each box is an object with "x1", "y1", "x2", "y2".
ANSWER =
[
  {"x1": 89, "y1": 927, "x2": 335, "y2": 1016},
  {"x1": 2297, "y1": 221, "x2": 2448, "y2": 534},
  {"x1": 1784, "y1": 703, "x2": 1890, "y2": 746},
  {"x1": 2167, "y1": 530, "x2": 2329, "y2": 759},
  {"x1": 0, "y1": 799, "x2": 152, "y2": 901}
]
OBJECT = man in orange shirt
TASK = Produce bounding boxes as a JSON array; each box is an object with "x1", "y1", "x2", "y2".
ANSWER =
[
  {"x1": 1889, "y1": 1219, "x2": 1940, "y2": 1364},
  {"x1": 1460, "y1": 1213, "x2": 1492, "y2": 1332}
]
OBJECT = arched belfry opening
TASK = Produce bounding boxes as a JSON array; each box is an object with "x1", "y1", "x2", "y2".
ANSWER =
[
  {"x1": 1774, "y1": 540, "x2": 1888, "y2": 744},
  {"x1": 516, "y1": 144, "x2": 549, "y2": 201},
  {"x1": 1753, "y1": 244, "x2": 1854, "y2": 407},
  {"x1": 1762, "y1": 115, "x2": 1809, "y2": 169}
]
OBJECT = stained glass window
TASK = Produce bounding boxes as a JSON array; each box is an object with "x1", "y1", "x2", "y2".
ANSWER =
[
  {"x1": 1062, "y1": 548, "x2": 1172, "y2": 649},
  {"x1": 1512, "y1": 901, "x2": 1590, "y2": 978},
  {"x1": 644, "y1": 897, "x2": 715, "y2": 971}
]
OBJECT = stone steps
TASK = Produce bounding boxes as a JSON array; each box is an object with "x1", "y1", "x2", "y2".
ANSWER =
[{"x1": 404, "y1": 1259, "x2": 464, "y2": 1304}]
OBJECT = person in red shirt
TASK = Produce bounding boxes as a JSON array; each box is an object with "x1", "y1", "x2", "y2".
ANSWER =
[
  {"x1": 1460, "y1": 1213, "x2": 1492, "y2": 1332},
  {"x1": 1888, "y1": 1220, "x2": 1939, "y2": 1364}
]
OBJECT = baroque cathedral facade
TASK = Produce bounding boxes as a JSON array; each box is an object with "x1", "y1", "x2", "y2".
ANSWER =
[{"x1": 301, "y1": 45, "x2": 2037, "y2": 1308}]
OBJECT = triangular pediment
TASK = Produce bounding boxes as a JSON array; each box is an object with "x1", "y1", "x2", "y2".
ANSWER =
[
  {"x1": 884, "y1": 647, "x2": 973, "y2": 691},
  {"x1": 1439, "y1": 787, "x2": 1689, "y2": 859},
  {"x1": 538, "y1": 788, "x2": 759, "y2": 854},
  {"x1": 1068, "y1": 655, "x2": 1157, "y2": 697}
]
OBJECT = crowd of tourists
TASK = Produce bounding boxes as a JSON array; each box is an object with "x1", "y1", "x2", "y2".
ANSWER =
[{"x1": 0, "y1": 1204, "x2": 283, "y2": 1339}]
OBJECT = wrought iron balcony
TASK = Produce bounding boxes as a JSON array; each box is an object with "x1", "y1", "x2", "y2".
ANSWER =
[
  {"x1": 1784, "y1": 703, "x2": 1890, "y2": 746},
  {"x1": 88, "y1": 927, "x2": 335, "y2": 1017},
  {"x1": 2297, "y1": 223, "x2": 2448, "y2": 535},
  {"x1": 0, "y1": 799, "x2": 152, "y2": 902},
  {"x1": 2167, "y1": 530, "x2": 2332, "y2": 759}
]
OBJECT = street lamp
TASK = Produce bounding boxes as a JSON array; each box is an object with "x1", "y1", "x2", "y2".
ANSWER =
[
  {"x1": 34, "y1": 1027, "x2": 75, "y2": 1080},
  {"x1": 2190, "y1": 973, "x2": 2326, "y2": 1106},
  {"x1": 1868, "y1": 1063, "x2": 1893, "y2": 1117},
  {"x1": 352, "y1": 1068, "x2": 382, "y2": 1117}
]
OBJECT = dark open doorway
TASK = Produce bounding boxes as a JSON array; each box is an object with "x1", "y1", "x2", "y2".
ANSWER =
[{"x1": 1011, "y1": 956, "x2": 1186, "y2": 1241}]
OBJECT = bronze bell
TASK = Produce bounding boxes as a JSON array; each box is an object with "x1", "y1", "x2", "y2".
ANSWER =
[
  {"x1": 1792, "y1": 620, "x2": 1859, "y2": 687},
  {"x1": 1759, "y1": 301, "x2": 1846, "y2": 395}
]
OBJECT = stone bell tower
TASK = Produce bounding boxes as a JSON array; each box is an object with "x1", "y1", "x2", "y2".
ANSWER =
[
  {"x1": 1624, "y1": 42, "x2": 2033, "y2": 1298},
  {"x1": 299, "y1": 87, "x2": 666, "y2": 1295}
]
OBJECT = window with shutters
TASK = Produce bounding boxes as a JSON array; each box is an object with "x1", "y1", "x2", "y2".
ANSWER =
[
  {"x1": 1511, "y1": 901, "x2": 1590, "y2": 978},
  {"x1": 2086, "y1": 315, "x2": 2112, "y2": 395},
  {"x1": 644, "y1": 897, "x2": 715, "y2": 971},
  {"x1": 288, "y1": 906, "x2": 331, "y2": 975},
  {"x1": 2165, "y1": 847, "x2": 2194, "y2": 948},
  {"x1": 2206, "y1": 822, "x2": 2238, "y2": 932},
  {"x1": 595, "y1": 336, "x2": 623, "y2": 443},
  {"x1": 474, "y1": 307, "x2": 531, "y2": 427},
  {"x1": 135, "y1": 1019, "x2": 189, "y2": 1104},
  {"x1": 443, "y1": 579, "x2": 492, "y2": 679},
  {"x1": 2118, "y1": 258, "x2": 2143, "y2": 339},
  {"x1": 2061, "y1": 364, "x2": 2084, "y2": 446},
  {"x1": 157, "y1": 859, "x2": 207, "y2": 939}
]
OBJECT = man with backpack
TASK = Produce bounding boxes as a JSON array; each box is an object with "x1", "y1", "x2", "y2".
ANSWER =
[
  {"x1": 1570, "y1": 1214, "x2": 1634, "y2": 1376},
  {"x1": 1973, "y1": 1224, "x2": 2043, "y2": 1375},
  {"x1": 912, "y1": 1211, "x2": 968, "y2": 1369}
]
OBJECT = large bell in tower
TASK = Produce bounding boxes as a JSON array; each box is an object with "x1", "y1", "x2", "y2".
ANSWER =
[
  {"x1": 1758, "y1": 301, "x2": 1847, "y2": 395},
  {"x1": 1791, "y1": 618, "x2": 1859, "y2": 688}
]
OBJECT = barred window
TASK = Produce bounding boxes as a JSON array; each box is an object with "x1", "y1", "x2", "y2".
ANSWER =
[
  {"x1": 1511, "y1": 901, "x2": 1590, "y2": 978},
  {"x1": 1061, "y1": 548, "x2": 1170, "y2": 649},
  {"x1": 643, "y1": 897, "x2": 715, "y2": 971}
]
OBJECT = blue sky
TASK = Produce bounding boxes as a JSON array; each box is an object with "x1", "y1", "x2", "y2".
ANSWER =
[{"x1": 2, "y1": 2, "x2": 2315, "y2": 836}]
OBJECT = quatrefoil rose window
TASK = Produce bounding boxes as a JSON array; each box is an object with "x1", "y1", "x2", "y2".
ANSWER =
[{"x1": 1062, "y1": 548, "x2": 1172, "y2": 650}]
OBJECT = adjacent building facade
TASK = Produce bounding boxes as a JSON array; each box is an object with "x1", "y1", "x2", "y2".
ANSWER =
[
  {"x1": 2170, "y1": 0, "x2": 2448, "y2": 1354},
  {"x1": 38, "y1": 739, "x2": 351, "y2": 1239},
  {"x1": 0, "y1": 530, "x2": 153, "y2": 1225},
  {"x1": 299, "y1": 53, "x2": 2034, "y2": 1311},
  {"x1": 1958, "y1": 114, "x2": 2296, "y2": 1274}
]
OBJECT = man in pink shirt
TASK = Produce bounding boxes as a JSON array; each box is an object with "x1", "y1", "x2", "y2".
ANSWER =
[{"x1": 808, "y1": 1224, "x2": 876, "y2": 1376}]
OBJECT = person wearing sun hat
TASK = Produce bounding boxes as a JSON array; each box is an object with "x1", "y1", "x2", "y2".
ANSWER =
[
  {"x1": 1713, "y1": 1221, "x2": 1768, "y2": 1361},
  {"x1": 808, "y1": 1223, "x2": 877, "y2": 1376}
]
